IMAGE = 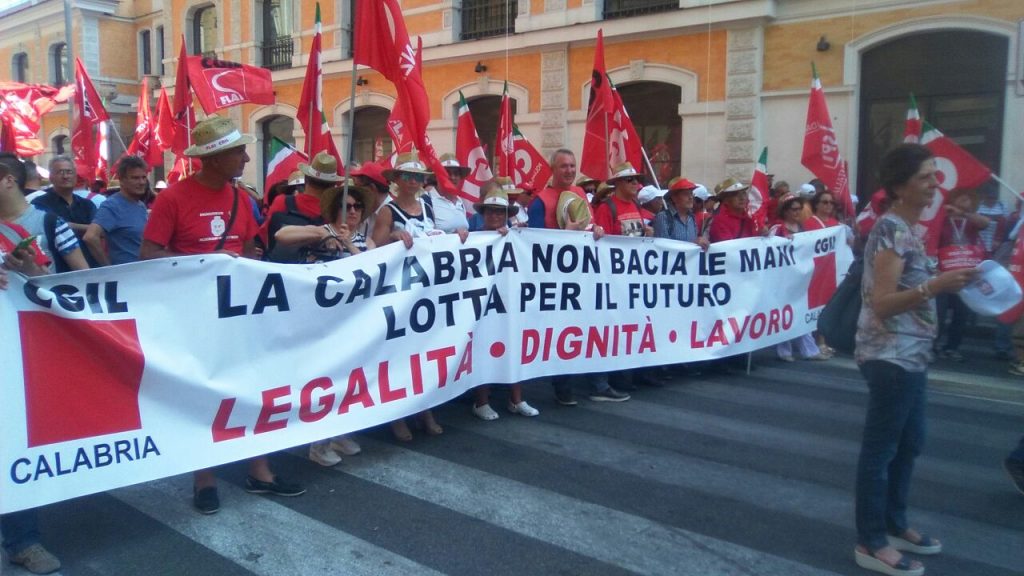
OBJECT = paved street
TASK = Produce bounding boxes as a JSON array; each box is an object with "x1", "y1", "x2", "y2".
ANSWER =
[{"x1": 4, "y1": 339, "x2": 1022, "y2": 576}]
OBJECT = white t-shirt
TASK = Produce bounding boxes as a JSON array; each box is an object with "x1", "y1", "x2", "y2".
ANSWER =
[{"x1": 428, "y1": 189, "x2": 469, "y2": 233}]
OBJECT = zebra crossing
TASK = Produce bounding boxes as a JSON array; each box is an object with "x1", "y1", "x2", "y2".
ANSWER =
[{"x1": 7, "y1": 351, "x2": 1022, "y2": 576}]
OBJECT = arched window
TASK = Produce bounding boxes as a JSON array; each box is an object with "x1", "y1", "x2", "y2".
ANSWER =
[
  {"x1": 857, "y1": 30, "x2": 1007, "y2": 198},
  {"x1": 52, "y1": 135, "x2": 69, "y2": 155},
  {"x1": 50, "y1": 43, "x2": 68, "y2": 86},
  {"x1": 260, "y1": 115, "x2": 296, "y2": 185},
  {"x1": 191, "y1": 5, "x2": 218, "y2": 57},
  {"x1": 462, "y1": 95, "x2": 516, "y2": 167},
  {"x1": 351, "y1": 106, "x2": 390, "y2": 164},
  {"x1": 12, "y1": 53, "x2": 28, "y2": 83},
  {"x1": 615, "y1": 81, "x2": 681, "y2": 185}
]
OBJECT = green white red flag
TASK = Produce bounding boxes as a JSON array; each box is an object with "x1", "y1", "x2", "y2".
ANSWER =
[
  {"x1": 455, "y1": 90, "x2": 492, "y2": 204},
  {"x1": 800, "y1": 64, "x2": 853, "y2": 217},
  {"x1": 263, "y1": 137, "x2": 307, "y2": 196},
  {"x1": 749, "y1": 147, "x2": 769, "y2": 227},
  {"x1": 903, "y1": 93, "x2": 921, "y2": 143}
]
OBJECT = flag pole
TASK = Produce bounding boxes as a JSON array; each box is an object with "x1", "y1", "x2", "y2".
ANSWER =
[
  {"x1": 640, "y1": 146, "x2": 660, "y2": 189},
  {"x1": 341, "y1": 7, "x2": 358, "y2": 211},
  {"x1": 992, "y1": 174, "x2": 1024, "y2": 204}
]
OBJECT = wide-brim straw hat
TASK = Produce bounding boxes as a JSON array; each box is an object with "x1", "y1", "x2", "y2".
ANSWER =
[
  {"x1": 714, "y1": 177, "x2": 749, "y2": 196},
  {"x1": 607, "y1": 162, "x2": 641, "y2": 184},
  {"x1": 320, "y1": 180, "x2": 375, "y2": 224},
  {"x1": 287, "y1": 170, "x2": 305, "y2": 187},
  {"x1": 184, "y1": 115, "x2": 255, "y2": 157},
  {"x1": 474, "y1": 177, "x2": 520, "y2": 216},
  {"x1": 575, "y1": 174, "x2": 600, "y2": 188},
  {"x1": 298, "y1": 151, "x2": 343, "y2": 183},
  {"x1": 382, "y1": 152, "x2": 433, "y2": 181},
  {"x1": 439, "y1": 153, "x2": 470, "y2": 177}
]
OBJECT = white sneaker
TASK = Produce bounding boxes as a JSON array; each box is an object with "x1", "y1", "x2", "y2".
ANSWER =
[
  {"x1": 508, "y1": 401, "x2": 540, "y2": 417},
  {"x1": 330, "y1": 435, "x2": 362, "y2": 456},
  {"x1": 309, "y1": 442, "x2": 342, "y2": 466},
  {"x1": 472, "y1": 403, "x2": 500, "y2": 421}
]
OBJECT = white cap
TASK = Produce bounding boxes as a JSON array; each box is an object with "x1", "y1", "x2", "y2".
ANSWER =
[
  {"x1": 799, "y1": 183, "x2": 816, "y2": 197},
  {"x1": 959, "y1": 260, "x2": 1023, "y2": 316},
  {"x1": 692, "y1": 185, "x2": 710, "y2": 201},
  {"x1": 154, "y1": 180, "x2": 168, "y2": 190},
  {"x1": 637, "y1": 185, "x2": 668, "y2": 205}
]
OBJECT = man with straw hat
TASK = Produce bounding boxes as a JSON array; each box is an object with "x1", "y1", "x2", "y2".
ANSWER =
[
  {"x1": 708, "y1": 177, "x2": 763, "y2": 243},
  {"x1": 259, "y1": 151, "x2": 342, "y2": 259},
  {"x1": 141, "y1": 115, "x2": 305, "y2": 514},
  {"x1": 593, "y1": 162, "x2": 653, "y2": 238}
]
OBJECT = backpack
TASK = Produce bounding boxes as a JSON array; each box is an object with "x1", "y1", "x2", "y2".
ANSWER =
[
  {"x1": 266, "y1": 195, "x2": 324, "y2": 263},
  {"x1": 817, "y1": 258, "x2": 864, "y2": 354}
]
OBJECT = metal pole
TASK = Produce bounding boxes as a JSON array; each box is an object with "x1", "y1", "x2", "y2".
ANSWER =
[
  {"x1": 992, "y1": 174, "x2": 1023, "y2": 204},
  {"x1": 341, "y1": 35, "x2": 361, "y2": 216},
  {"x1": 641, "y1": 146, "x2": 660, "y2": 189},
  {"x1": 64, "y1": 0, "x2": 74, "y2": 130}
]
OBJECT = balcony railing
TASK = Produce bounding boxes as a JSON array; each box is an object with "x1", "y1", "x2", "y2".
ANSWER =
[
  {"x1": 603, "y1": 0, "x2": 677, "y2": 20},
  {"x1": 461, "y1": 0, "x2": 516, "y2": 41},
  {"x1": 261, "y1": 36, "x2": 293, "y2": 71}
]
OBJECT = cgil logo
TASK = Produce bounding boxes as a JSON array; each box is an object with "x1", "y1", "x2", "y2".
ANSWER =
[{"x1": 18, "y1": 312, "x2": 145, "y2": 448}]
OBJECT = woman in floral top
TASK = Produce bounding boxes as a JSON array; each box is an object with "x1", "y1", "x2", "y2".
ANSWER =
[{"x1": 853, "y1": 144, "x2": 976, "y2": 576}]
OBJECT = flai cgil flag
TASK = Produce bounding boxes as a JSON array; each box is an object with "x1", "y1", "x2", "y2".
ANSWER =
[
  {"x1": 455, "y1": 91, "x2": 493, "y2": 204},
  {"x1": 511, "y1": 125, "x2": 552, "y2": 193},
  {"x1": 186, "y1": 56, "x2": 274, "y2": 114},
  {"x1": 800, "y1": 64, "x2": 853, "y2": 218},
  {"x1": 125, "y1": 78, "x2": 163, "y2": 168},
  {"x1": 71, "y1": 58, "x2": 110, "y2": 181},
  {"x1": 609, "y1": 80, "x2": 643, "y2": 173},
  {"x1": 171, "y1": 37, "x2": 197, "y2": 159},
  {"x1": 581, "y1": 29, "x2": 616, "y2": 181},
  {"x1": 0, "y1": 82, "x2": 74, "y2": 157}
]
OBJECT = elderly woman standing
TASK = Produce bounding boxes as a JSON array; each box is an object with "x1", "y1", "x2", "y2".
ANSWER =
[
  {"x1": 853, "y1": 144, "x2": 976, "y2": 576},
  {"x1": 771, "y1": 194, "x2": 828, "y2": 362}
]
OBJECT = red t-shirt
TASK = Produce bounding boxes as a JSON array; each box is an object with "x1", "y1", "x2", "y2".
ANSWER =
[
  {"x1": 709, "y1": 207, "x2": 759, "y2": 242},
  {"x1": 258, "y1": 193, "x2": 322, "y2": 246},
  {"x1": 593, "y1": 195, "x2": 648, "y2": 237},
  {"x1": 938, "y1": 215, "x2": 983, "y2": 248},
  {"x1": 0, "y1": 221, "x2": 50, "y2": 267},
  {"x1": 802, "y1": 215, "x2": 839, "y2": 231},
  {"x1": 143, "y1": 177, "x2": 258, "y2": 255}
]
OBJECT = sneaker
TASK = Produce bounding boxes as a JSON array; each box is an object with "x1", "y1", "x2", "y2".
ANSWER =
[
  {"x1": 9, "y1": 544, "x2": 61, "y2": 575},
  {"x1": 777, "y1": 355, "x2": 795, "y2": 363},
  {"x1": 589, "y1": 387, "x2": 630, "y2": 402},
  {"x1": 555, "y1": 389, "x2": 578, "y2": 406},
  {"x1": 329, "y1": 435, "x2": 362, "y2": 456},
  {"x1": 1009, "y1": 361, "x2": 1024, "y2": 376},
  {"x1": 193, "y1": 486, "x2": 220, "y2": 515},
  {"x1": 472, "y1": 403, "x2": 500, "y2": 421},
  {"x1": 1005, "y1": 458, "x2": 1024, "y2": 495},
  {"x1": 508, "y1": 400, "x2": 540, "y2": 417},
  {"x1": 309, "y1": 442, "x2": 342, "y2": 466},
  {"x1": 245, "y1": 475, "x2": 306, "y2": 497}
]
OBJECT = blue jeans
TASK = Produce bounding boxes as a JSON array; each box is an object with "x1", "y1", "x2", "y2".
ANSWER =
[
  {"x1": 855, "y1": 360, "x2": 927, "y2": 551},
  {"x1": 1, "y1": 509, "x2": 40, "y2": 556},
  {"x1": 1009, "y1": 436, "x2": 1024, "y2": 462}
]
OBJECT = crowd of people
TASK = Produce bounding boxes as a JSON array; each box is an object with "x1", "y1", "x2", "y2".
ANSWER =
[{"x1": 2, "y1": 116, "x2": 1023, "y2": 575}]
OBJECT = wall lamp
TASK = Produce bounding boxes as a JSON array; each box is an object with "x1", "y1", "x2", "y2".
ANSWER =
[
  {"x1": 816, "y1": 35, "x2": 831, "y2": 52},
  {"x1": 356, "y1": 76, "x2": 368, "y2": 86},
  {"x1": 474, "y1": 61, "x2": 487, "y2": 73}
]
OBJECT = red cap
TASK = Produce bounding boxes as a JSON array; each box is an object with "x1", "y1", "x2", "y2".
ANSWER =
[
  {"x1": 669, "y1": 177, "x2": 698, "y2": 192},
  {"x1": 353, "y1": 161, "x2": 388, "y2": 187}
]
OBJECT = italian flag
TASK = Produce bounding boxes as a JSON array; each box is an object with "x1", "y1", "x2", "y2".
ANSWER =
[
  {"x1": 263, "y1": 137, "x2": 307, "y2": 200},
  {"x1": 903, "y1": 93, "x2": 922, "y2": 143},
  {"x1": 748, "y1": 147, "x2": 769, "y2": 227}
]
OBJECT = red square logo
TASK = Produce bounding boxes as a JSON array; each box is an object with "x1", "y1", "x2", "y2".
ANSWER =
[
  {"x1": 808, "y1": 252, "x2": 837, "y2": 309},
  {"x1": 19, "y1": 312, "x2": 145, "y2": 447}
]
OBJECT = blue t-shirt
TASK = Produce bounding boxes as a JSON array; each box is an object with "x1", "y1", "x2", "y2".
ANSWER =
[{"x1": 92, "y1": 192, "x2": 149, "y2": 265}]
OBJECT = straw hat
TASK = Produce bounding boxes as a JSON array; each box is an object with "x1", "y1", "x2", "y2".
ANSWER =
[
  {"x1": 382, "y1": 152, "x2": 433, "y2": 181},
  {"x1": 714, "y1": 177, "x2": 749, "y2": 196},
  {"x1": 320, "y1": 180, "x2": 375, "y2": 224},
  {"x1": 473, "y1": 177, "x2": 520, "y2": 216},
  {"x1": 607, "y1": 162, "x2": 641, "y2": 184},
  {"x1": 298, "y1": 152, "x2": 343, "y2": 183},
  {"x1": 575, "y1": 174, "x2": 600, "y2": 188},
  {"x1": 439, "y1": 153, "x2": 470, "y2": 177},
  {"x1": 287, "y1": 171, "x2": 305, "y2": 187},
  {"x1": 184, "y1": 116, "x2": 255, "y2": 157}
]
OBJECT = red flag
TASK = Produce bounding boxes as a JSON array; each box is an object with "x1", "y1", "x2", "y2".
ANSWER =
[
  {"x1": 580, "y1": 29, "x2": 616, "y2": 181},
  {"x1": 385, "y1": 93, "x2": 414, "y2": 155},
  {"x1": 511, "y1": 125, "x2": 552, "y2": 193},
  {"x1": 903, "y1": 93, "x2": 922, "y2": 144},
  {"x1": 455, "y1": 90, "x2": 493, "y2": 204},
  {"x1": 186, "y1": 56, "x2": 274, "y2": 113},
  {"x1": 801, "y1": 64, "x2": 853, "y2": 218},
  {"x1": 166, "y1": 154, "x2": 201, "y2": 184},
  {"x1": 95, "y1": 121, "x2": 109, "y2": 181},
  {"x1": 496, "y1": 82, "x2": 514, "y2": 179},
  {"x1": 264, "y1": 137, "x2": 307, "y2": 194},
  {"x1": 154, "y1": 87, "x2": 175, "y2": 152},
  {"x1": 297, "y1": 4, "x2": 342, "y2": 165},
  {"x1": 353, "y1": 1, "x2": 457, "y2": 194},
  {"x1": 921, "y1": 121, "x2": 992, "y2": 192},
  {"x1": 172, "y1": 37, "x2": 197, "y2": 157},
  {"x1": 71, "y1": 58, "x2": 110, "y2": 180},
  {"x1": 0, "y1": 82, "x2": 74, "y2": 157},
  {"x1": 125, "y1": 78, "x2": 162, "y2": 168},
  {"x1": 374, "y1": 135, "x2": 384, "y2": 161},
  {"x1": 749, "y1": 147, "x2": 769, "y2": 227},
  {"x1": 609, "y1": 82, "x2": 643, "y2": 173},
  {"x1": 0, "y1": 115, "x2": 16, "y2": 153}
]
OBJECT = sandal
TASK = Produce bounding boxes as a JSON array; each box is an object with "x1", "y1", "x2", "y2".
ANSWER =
[
  {"x1": 887, "y1": 532, "x2": 942, "y2": 555},
  {"x1": 390, "y1": 420, "x2": 413, "y2": 442},
  {"x1": 854, "y1": 547, "x2": 923, "y2": 576},
  {"x1": 417, "y1": 412, "x2": 443, "y2": 436}
]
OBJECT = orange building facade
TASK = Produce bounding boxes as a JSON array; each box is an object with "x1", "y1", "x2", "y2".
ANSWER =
[{"x1": 1, "y1": 0, "x2": 1022, "y2": 199}]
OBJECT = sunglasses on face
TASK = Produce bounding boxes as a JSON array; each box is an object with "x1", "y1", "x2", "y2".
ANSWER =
[
  {"x1": 621, "y1": 177, "x2": 642, "y2": 184},
  {"x1": 399, "y1": 173, "x2": 425, "y2": 183},
  {"x1": 345, "y1": 202, "x2": 364, "y2": 212}
]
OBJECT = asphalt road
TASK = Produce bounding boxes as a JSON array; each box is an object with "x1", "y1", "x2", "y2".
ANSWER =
[{"x1": 4, "y1": 340, "x2": 1022, "y2": 576}]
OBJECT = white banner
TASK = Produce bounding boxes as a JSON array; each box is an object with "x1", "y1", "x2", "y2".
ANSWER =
[{"x1": 0, "y1": 227, "x2": 852, "y2": 513}]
